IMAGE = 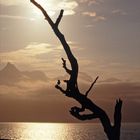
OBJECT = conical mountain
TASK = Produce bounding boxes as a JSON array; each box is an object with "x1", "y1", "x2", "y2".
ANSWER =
[
  {"x1": 0, "y1": 62, "x2": 22, "y2": 85},
  {"x1": 0, "y1": 62, "x2": 48, "y2": 85},
  {"x1": 1, "y1": 62, "x2": 21, "y2": 74}
]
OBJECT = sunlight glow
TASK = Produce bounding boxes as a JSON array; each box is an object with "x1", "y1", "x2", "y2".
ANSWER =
[
  {"x1": 31, "y1": 0, "x2": 78, "y2": 17},
  {"x1": 32, "y1": 0, "x2": 56, "y2": 17}
]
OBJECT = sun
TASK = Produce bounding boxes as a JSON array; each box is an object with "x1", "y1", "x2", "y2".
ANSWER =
[{"x1": 32, "y1": 0, "x2": 56, "y2": 17}]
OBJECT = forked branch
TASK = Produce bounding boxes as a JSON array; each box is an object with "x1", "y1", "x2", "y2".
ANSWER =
[
  {"x1": 70, "y1": 108, "x2": 98, "y2": 120},
  {"x1": 30, "y1": 1, "x2": 123, "y2": 140},
  {"x1": 85, "y1": 76, "x2": 99, "y2": 97},
  {"x1": 55, "y1": 10, "x2": 64, "y2": 27},
  {"x1": 30, "y1": 0, "x2": 54, "y2": 27},
  {"x1": 61, "y1": 58, "x2": 71, "y2": 75}
]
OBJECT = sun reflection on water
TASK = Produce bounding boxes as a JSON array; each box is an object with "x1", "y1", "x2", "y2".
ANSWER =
[
  {"x1": 17, "y1": 123, "x2": 71, "y2": 140},
  {"x1": 0, "y1": 123, "x2": 110, "y2": 140}
]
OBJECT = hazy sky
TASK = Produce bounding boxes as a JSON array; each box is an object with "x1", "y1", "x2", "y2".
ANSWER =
[{"x1": 0, "y1": 0, "x2": 140, "y2": 122}]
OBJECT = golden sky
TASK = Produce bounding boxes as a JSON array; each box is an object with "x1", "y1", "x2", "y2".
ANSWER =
[{"x1": 0, "y1": 0, "x2": 140, "y2": 122}]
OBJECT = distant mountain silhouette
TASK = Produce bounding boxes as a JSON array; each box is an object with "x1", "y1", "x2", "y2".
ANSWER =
[
  {"x1": 0, "y1": 62, "x2": 48, "y2": 85},
  {"x1": 22, "y1": 71, "x2": 48, "y2": 81},
  {"x1": 1, "y1": 62, "x2": 21, "y2": 74}
]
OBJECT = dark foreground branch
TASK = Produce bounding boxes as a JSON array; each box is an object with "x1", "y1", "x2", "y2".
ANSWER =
[
  {"x1": 30, "y1": 1, "x2": 123, "y2": 140},
  {"x1": 85, "y1": 76, "x2": 99, "y2": 97},
  {"x1": 30, "y1": 0, "x2": 54, "y2": 27},
  {"x1": 70, "y1": 107, "x2": 98, "y2": 120},
  {"x1": 55, "y1": 10, "x2": 64, "y2": 27}
]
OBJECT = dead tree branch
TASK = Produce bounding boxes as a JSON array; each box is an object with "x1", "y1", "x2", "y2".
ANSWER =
[
  {"x1": 55, "y1": 10, "x2": 64, "y2": 27},
  {"x1": 61, "y1": 58, "x2": 71, "y2": 75},
  {"x1": 85, "y1": 76, "x2": 99, "y2": 97},
  {"x1": 30, "y1": 1, "x2": 123, "y2": 140}
]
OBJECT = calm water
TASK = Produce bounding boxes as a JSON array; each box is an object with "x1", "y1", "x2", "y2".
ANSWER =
[{"x1": 0, "y1": 123, "x2": 140, "y2": 140}]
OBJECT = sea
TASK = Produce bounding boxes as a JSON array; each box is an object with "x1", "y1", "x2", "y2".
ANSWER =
[{"x1": 0, "y1": 123, "x2": 139, "y2": 140}]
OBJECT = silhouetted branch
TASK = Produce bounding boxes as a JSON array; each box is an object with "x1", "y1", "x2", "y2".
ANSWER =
[
  {"x1": 31, "y1": 0, "x2": 78, "y2": 92},
  {"x1": 114, "y1": 99, "x2": 122, "y2": 127},
  {"x1": 30, "y1": 0, "x2": 54, "y2": 27},
  {"x1": 115, "y1": 99, "x2": 122, "y2": 118},
  {"x1": 85, "y1": 76, "x2": 99, "y2": 97},
  {"x1": 61, "y1": 58, "x2": 71, "y2": 75},
  {"x1": 30, "y1": 1, "x2": 123, "y2": 140},
  {"x1": 55, "y1": 10, "x2": 64, "y2": 27},
  {"x1": 70, "y1": 107, "x2": 98, "y2": 120},
  {"x1": 55, "y1": 84, "x2": 66, "y2": 94},
  {"x1": 113, "y1": 99, "x2": 122, "y2": 140}
]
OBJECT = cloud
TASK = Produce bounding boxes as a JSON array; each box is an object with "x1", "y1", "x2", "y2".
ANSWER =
[
  {"x1": 58, "y1": 1, "x2": 78, "y2": 10},
  {"x1": 0, "y1": 41, "x2": 84, "y2": 77},
  {"x1": 78, "y1": 72, "x2": 93, "y2": 83},
  {"x1": 55, "y1": 1, "x2": 79, "y2": 16},
  {"x1": 0, "y1": 0, "x2": 78, "y2": 16},
  {"x1": 0, "y1": 0, "x2": 25, "y2": 6},
  {"x1": 0, "y1": 41, "x2": 83, "y2": 62},
  {"x1": 94, "y1": 16, "x2": 106, "y2": 21},
  {"x1": 93, "y1": 82, "x2": 140, "y2": 100},
  {"x1": 0, "y1": 42, "x2": 62, "y2": 74},
  {"x1": 82, "y1": 12, "x2": 96, "y2": 17},
  {"x1": 0, "y1": 77, "x2": 56, "y2": 99},
  {"x1": 0, "y1": 14, "x2": 34, "y2": 21},
  {"x1": 78, "y1": 0, "x2": 103, "y2": 5},
  {"x1": 99, "y1": 77, "x2": 122, "y2": 83},
  {"x1": 0, "y1": 42, "x2": 59, "y2": 62},
  {"x1": 112, "y1": 9, "x2": 127, "y2": 16},
  {"x1": 82, "y1": 11, "x2": 106, "y2": 22},
  {"x1": 85, "y1": 24, "x2": 95, "y2": 28}
]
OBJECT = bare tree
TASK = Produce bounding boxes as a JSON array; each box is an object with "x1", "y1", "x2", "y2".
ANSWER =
[{"x1": 30, "y1": 1, "x2": 123, "y2": 140}]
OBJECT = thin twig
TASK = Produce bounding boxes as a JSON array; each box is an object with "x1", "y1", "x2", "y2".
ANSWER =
[
  {"x1": 85, "y1": 76, "x2": 99, "y2": 97},
  {"x1": 55, "y1": 10, "x2": 64, "y2": 27}
]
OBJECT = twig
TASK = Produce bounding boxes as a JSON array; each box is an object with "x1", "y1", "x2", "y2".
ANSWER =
[{"x1": 85, "y1": 76, "x2": 99, "y2": 97}]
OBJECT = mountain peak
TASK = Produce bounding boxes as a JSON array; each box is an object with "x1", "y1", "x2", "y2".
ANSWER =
[
  {"x1": 2, "y1": 62, "x2": 20, "y2": 73},
  {"x1": 0, "y1": 62, "x2": 48, "y2": 85},
  {"x1": 6, "y1": 62, "x2": 15, "y2": 67},
  {"x1": 0, "y1": 62, "x2": 22, "y2": 84}
]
